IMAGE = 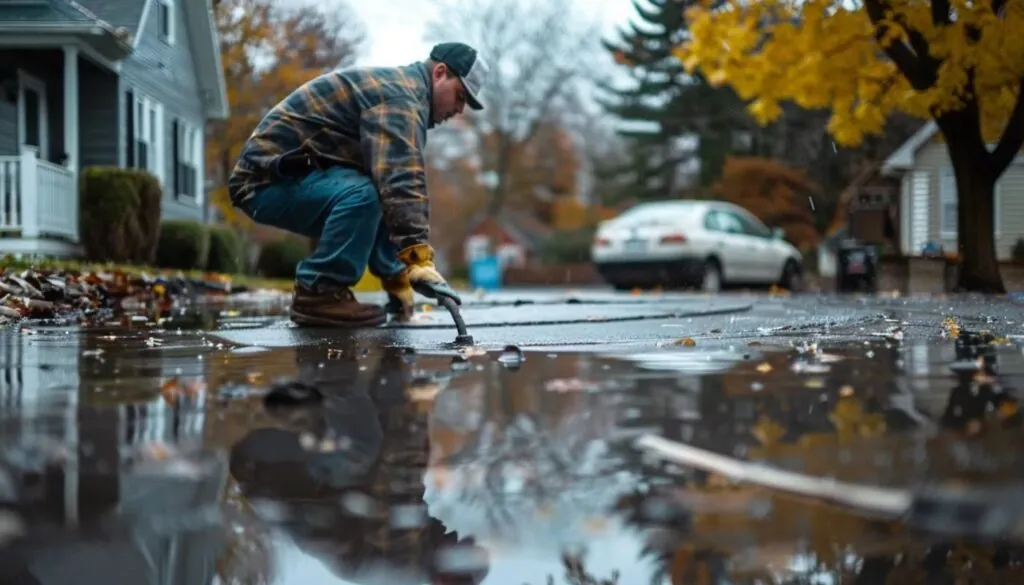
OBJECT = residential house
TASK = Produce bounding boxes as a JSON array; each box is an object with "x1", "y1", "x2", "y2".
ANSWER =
[
  {"x1": 462, "y1": 211, "x2": 554, "y2": 269},
  {"x1": 0, "y1": 0, "x2": 229, "y2": 257},
  {"x1": 880, "y1": 121, "x2": 1024, "y2": 259}
]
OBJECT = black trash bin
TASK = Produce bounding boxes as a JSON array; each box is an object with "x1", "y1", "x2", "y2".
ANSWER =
[{"x1": 836, "y1": 239, "x2": 878, "y2": 293}]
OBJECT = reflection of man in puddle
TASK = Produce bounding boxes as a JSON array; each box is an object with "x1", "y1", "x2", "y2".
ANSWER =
[{"x1": 229, "y1": 343, "x2": 489, "y2": 584}]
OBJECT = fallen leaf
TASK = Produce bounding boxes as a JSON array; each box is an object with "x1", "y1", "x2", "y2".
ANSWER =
[
  {"x1": 406, "y1": 383, "x2": 440, "y2": 402},
  {"x1": 460, "y1": 346, "x2": 486, "y2": 357},
  {"x1": 544, "y1": 378, "x2": 597, "y2": 393},
  {"x1": 160, "y1": 377, "x2": 182, "y2": 402}
]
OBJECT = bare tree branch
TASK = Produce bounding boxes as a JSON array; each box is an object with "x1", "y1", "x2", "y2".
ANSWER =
[{"x1": 424, "y1": 0, "x2": 603, "y2": 213}]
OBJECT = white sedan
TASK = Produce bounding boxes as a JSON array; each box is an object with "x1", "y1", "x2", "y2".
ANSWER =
[{"x1": 591, "y1": 200, "x2": 804, "y2": 292}]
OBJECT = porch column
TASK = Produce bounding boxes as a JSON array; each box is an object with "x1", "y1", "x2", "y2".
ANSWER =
[{"x1": 63, "y1": 45, "x2": 79, "y2": 173}]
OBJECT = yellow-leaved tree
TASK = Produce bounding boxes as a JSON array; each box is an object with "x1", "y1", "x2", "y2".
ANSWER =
[{"x1": 677, "y1": 0, "x2": 1024, "y2": 292}]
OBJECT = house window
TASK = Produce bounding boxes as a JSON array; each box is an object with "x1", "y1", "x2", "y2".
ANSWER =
[
  {"x1": 130, "y1": 92, "x2": 164, "y2": 186},
  {"x1": 157, "y1": 0, "x2": 174, "y2": 44},
  {"x1": 173, "y1": 119, "x2": 200, "y2": 199},
  {"x1": 939, "y1": 167, "x2": 1003, "y2": 237},
  {"x1": 17, "y1": 70, "x2": 49, "y2": 160},
  {"x1": 133, "y1": 99, "x2": 149, "y2": 171},
  {"x1": 939, "y1": 168, "x2": 957, "y2": 235}
]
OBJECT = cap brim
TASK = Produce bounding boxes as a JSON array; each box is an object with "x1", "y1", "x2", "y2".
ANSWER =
[{"x1": 459, "y1": 76, "x2": 484, "y2": 110}]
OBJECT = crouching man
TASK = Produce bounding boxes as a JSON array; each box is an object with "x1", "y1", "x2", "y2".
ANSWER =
[{"x1": 227, "y1": 42, "x2": 489, "y2": 327}]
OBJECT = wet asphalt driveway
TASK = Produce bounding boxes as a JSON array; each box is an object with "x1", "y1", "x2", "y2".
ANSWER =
[{"x1": 2, "y1": 289, "x2": 1024, "y2": 584}]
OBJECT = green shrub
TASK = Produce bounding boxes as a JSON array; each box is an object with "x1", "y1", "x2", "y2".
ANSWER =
[
  {"x1": 539, "y1": 228, "x2": 597, "y2": 264},
  {"x1": 156, "y1": 220, "x2": 210, "y2": 270},
  {"x1": 79, "y1": 167, "x2": 162, "y2": 264},
  {"x1": 1014, "y1": 238, "x2": 1024, "y2": 264},
  {"x1": 206, "y1": 225, "x2": 246, "y2": 274},
  {"x1": 256, "y1": 237, "x2": 308, "y2": 279}
]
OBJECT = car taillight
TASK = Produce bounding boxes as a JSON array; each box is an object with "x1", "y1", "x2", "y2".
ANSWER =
[
  {"x1": 594, "y1": 236, "x2": 611, "y2": 247},
  {"x1": 660, "y1": 233, "x2": 687, "y2": 244}
]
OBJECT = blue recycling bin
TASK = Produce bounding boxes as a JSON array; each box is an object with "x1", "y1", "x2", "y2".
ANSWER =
[{"x1": 469, "y1": 255, "x2": 502, "y2": 291}]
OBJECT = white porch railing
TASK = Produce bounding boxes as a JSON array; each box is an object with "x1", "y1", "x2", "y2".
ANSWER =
[{"x1": 0, "y1": 145, "x2": 79, "y2": 246}]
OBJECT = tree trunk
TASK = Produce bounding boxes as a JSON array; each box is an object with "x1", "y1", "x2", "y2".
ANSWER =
[
  {"x1": 487, "y1": 135, "x2": 514, "y2": 215},
  {"x1": 947, "y1": 142, "x2": 1005, "y2": 293}
]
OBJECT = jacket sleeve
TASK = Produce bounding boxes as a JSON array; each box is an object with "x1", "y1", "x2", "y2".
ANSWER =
[{"x1": 359, "y1": 99, "x2": 430, "y2": 252}]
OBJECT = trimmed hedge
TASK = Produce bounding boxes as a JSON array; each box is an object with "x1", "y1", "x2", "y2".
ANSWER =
[
  {"x1": 156, "y1": 220, "x2": 211, "y2": 270},
  {"x1": 206, "y1": 225, "x2": 246, "y2": 274},
  {"x1": 79, "y1": 167, "x2": 162, "y2": 264},
  {"x1": 256, "y1": 237, "x2": 309, "y2": 279}
]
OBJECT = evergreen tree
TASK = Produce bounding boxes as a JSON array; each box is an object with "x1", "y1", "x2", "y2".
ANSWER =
[{"x1": 598, "y1": 0, "x2": 759, "y2": 201}]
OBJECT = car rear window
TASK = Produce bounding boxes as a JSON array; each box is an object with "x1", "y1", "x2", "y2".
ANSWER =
[{"x1": 617, "y1": 203, "x2": 695, "y2": 223}]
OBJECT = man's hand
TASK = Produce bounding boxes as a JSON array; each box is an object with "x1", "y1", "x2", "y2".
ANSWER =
[
  {"x1": 381, "y1": 270, "x2": 414, "y2": 321},
  {"x1": 398, "y1": 244, "x2": 462, "y2": 305}
]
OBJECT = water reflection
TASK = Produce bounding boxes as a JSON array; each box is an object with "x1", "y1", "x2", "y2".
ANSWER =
[
  {"x1": 225, "y1": 342, "x2": 490, "y2": 585},
  {"x1": 0, "y1": 323, "x2": 1022, "y2": 583},
  {"x1": 424, "y1": 351, "x2": 649, "y2": 584}
]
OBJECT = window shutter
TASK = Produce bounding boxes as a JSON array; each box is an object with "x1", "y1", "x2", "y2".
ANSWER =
[
  {"x1": 125, "y1": 90, "x2": 134, "y2": 167},
  {"x1": 171, "y1": 119, "x2": 180, "y2": 198}
]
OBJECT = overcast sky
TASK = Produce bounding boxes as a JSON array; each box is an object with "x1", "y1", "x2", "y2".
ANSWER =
[{"x1": 347, "y1": 0, "x2": 640, "y2": 67}]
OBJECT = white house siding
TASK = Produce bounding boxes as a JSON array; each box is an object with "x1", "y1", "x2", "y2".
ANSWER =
[{"x1": 907, "y1": 139, "x2": 1024, "y2": 260}]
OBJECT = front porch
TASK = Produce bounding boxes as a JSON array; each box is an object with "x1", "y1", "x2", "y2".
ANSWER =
[
  {"x1": 0, "y1": 146, "x2": 79, "y2": 256},
  {"x1": 0, "y1": 44, "x2": 120, "y2": 258}
]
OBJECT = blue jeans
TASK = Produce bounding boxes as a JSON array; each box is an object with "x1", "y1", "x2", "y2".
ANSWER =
[{"x1": 239, "y1": 166, "x2": 406, "y2": 290}]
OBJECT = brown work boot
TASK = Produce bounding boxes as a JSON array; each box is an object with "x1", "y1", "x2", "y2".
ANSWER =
[{"x1": 290, "y1": 283, "x2": 386, "y2": 327}]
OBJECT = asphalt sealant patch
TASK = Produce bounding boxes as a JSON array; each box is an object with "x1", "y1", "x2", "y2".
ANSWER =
[
  {"x1": 387, "y1": 299, "x2": 754, "y2": 330},
  {"x1": 207, "y1": 299, "x2": 754, "y2": 348}
]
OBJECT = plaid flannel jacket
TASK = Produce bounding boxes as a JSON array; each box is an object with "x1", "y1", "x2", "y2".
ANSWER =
[{"x1": 228, "y1": 63, "x2": 432, "y2": 251}]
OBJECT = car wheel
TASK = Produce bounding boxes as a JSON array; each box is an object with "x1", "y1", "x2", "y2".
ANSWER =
[
  {"x1": 780, "y1": 259, "x2": 803, "y2": 291},
  {"x1": 701, "y1": 259, "x2": 722, "y2": 293}
]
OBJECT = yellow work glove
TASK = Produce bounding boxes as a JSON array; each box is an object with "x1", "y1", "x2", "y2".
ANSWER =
[
  {"x1": 381, "y1": 269, "x2": 415, "y2": 321},
  {"x1": 397, "y1": 244, "x2": 462, "y2": 305}
]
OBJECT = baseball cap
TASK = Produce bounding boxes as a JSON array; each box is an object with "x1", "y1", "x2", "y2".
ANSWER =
[{"x1": 429, "y1": 41, "x2": 489, "y2": 110}]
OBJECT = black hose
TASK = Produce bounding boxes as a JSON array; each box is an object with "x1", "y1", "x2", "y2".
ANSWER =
[{"x1": 437, "y1": 296, "x2": 474, "y2": 345}]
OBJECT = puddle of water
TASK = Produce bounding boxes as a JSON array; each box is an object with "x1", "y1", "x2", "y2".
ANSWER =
[{"x1": 0, "y1": 307, "x2": 1023, "y2": 584}]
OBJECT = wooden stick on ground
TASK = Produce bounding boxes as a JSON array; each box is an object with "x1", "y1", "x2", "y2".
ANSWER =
[{"x1": 634, "y1": 434, "x2": 912, "y2": 518}]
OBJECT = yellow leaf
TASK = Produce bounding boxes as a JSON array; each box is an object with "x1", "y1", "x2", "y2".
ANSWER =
[
  {"x1": 749, "y1": 98, "x2": 782, "y2": 125},
  {"x1": 708, "y1": 69, "x2": 730, "y2": 87},
  {"x1": 683, "y1": 55, "x2": 701, "y2": 73},
  {"x1": 752, "y1": 414, "x2": 786, "y2": 446}
]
